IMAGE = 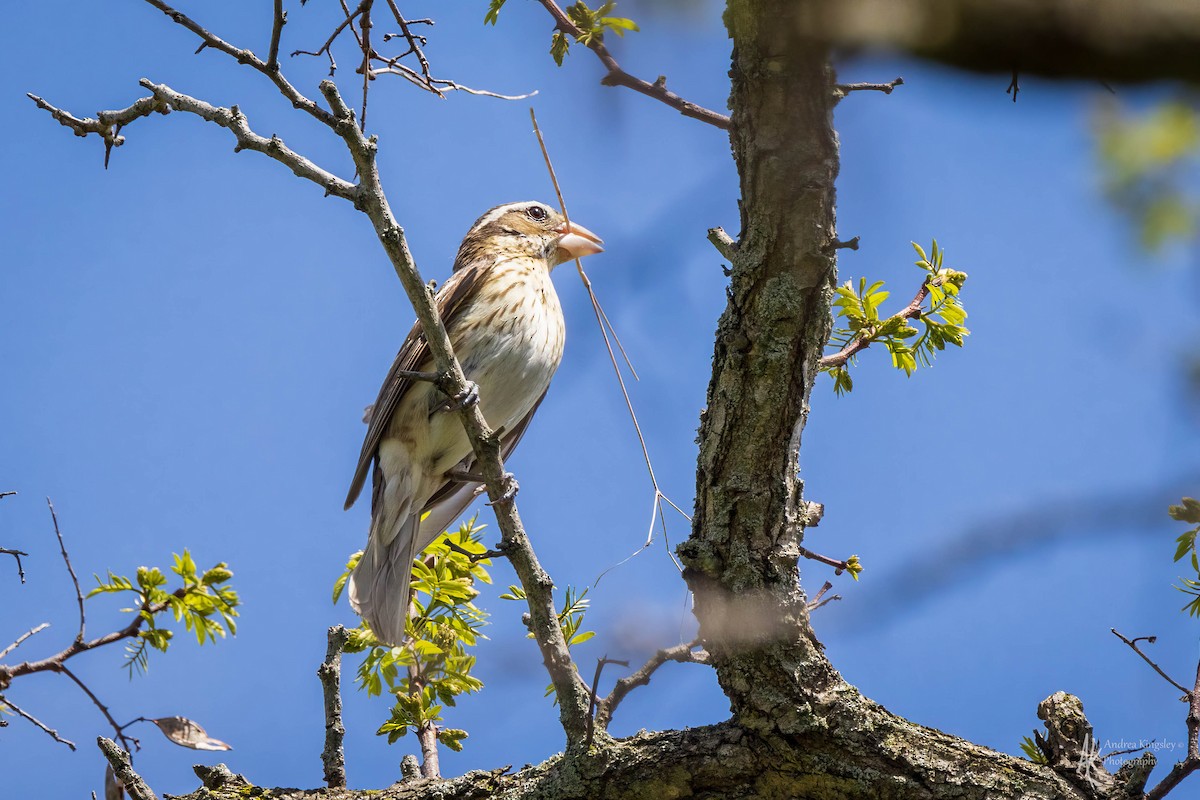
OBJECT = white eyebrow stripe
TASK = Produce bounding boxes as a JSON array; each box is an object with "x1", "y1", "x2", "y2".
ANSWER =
[{"x1": 468, "y1": 201, "x2": 545, "y2": 233}]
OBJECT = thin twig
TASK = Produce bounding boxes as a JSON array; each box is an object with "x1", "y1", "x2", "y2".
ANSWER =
[
  {"x1": 267, "y1": 0, "x2": 286, "y2": 71},
  {"x1": 0, "y1": 623, "x2": 50, "y2": 660},
  {"x1": 807, "y1": 581, "x2": 841, "y2": 611},
  {"x1": 797, "y1": 546, "x2": 855, "y2": 576},
  {"x1": 585, "y1": 656, "x2": 629, "y2": 748},
  {"x1": 60, "y1": 666, "x2": 140, "y2": 753},
  {"x1": 46, "y1": 499, "x2": 85, "y2": 643},
  {"x1": 0, "y1": 695, "x2": 77, "y2": 750},
  {"x1": 143, "y1": 0, "x2": 338, "y2": 126},
  {"x1": 1, "y1": 548, "x2": 28, "y2": 584},
  {"x1": 593, "y1": 641, "x2": 708, "y2": 730},
  {"x1": 1111, "y1": 629, "x2": 1190, "y2": 695},
  {"x1": 359, "y1": 0, "x2": 372, "y2": 130},
  {"x1": 318, "y1": 625, "x2": 349, "y2": 789},
  {"x1": 533, "y1": 0, "x2": 729, "y2": 129},
  {"x1": 833, "y1": 76, "x2": 904, "y2": 98}
]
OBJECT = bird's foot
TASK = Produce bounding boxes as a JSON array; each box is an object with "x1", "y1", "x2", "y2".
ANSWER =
[
  {"x1": 440, "y1": 381, "x2": 480, "y2": 413},
  {"x1": 486, "y1": 472, "x2": 519, "y2": 506}
]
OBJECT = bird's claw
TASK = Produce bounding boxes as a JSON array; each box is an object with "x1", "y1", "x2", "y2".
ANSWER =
[
  {"x1": 441, "y1": 381, "x2": 480, "y2": 413},
  {"x1": 486, "y1": 472, "x2": 519, "y2": 506}
]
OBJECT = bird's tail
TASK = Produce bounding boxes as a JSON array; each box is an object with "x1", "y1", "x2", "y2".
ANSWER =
[{"x1": 348, "y1": 512, "x2": 420, "y2": 647}]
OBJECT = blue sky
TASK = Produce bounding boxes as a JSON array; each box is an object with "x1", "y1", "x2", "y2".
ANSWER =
[{"x1": 4, "y1": 0, "x2": 1200, "y2": 795}]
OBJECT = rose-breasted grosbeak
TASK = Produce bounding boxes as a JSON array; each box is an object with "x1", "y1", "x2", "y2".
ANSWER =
[{"x1": 344, "y1": 201, "x2": 603, "y2": 645}]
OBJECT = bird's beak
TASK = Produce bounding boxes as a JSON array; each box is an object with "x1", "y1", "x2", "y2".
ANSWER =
[{"x1": 554, "y1": 220, "x2": 604, "y2": 262}]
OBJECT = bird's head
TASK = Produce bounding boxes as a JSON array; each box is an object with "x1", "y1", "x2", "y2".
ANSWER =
[{"x1": 455, "y1": 201, "x2": 604, "y2": 270}]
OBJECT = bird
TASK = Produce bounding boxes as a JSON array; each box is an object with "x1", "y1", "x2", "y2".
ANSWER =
[{"x1": 344, "y1": 201, "x2": 604, "y2": 646}]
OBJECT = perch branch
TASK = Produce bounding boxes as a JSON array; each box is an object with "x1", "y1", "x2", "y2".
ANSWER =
[
  {"x1": 314, "y1": 78, "x2": 591, "y2": 742},
  {"x1": 533, "y1": 0, "x2": 729, "y2": 129}
]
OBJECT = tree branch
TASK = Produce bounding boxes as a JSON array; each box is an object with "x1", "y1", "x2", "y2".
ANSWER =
[
  {"x1": 1146, "y1": 655, "x2": 1200, "y2": 800},
  {"x1": 0, "y1": 623, "x2": 50, "y2": 660},
  {"x1": 819, "y1": 275, "x2": 933, "y2": 370},
  {"x1": 46, "y1": 499, "x2": 85, "y2": 643},
  {"x1": 266, "y1": 0, "x2": 286, "y2": 72},
  {"x1": 834, "y1": 76, "x2": 904, "y2": 98},
  {"x1": 593, "y1": 642, "x2": 707, "y2": 731},
  {"x1": 1111, "y1": 629, "x2": 1189, "y2": 695},
  {"x1": 0, "y1": 695, "x2": 77, "y2": 750},
  {"x1": 142, "y1": 0, "x2": 335, "y2": 126},
  {"x1": 318, "y1": 625, "x2": 349, "y2": 789},
  {"x1": 533, "y1": 0, "x2": 730, "y2": 130},
  {"x1": 60, "y1": 666, "x2": 140, "y2": 754}
]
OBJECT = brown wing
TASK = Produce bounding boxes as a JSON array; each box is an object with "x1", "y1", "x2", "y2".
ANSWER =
[
  {"x1": 415, "y1": 390, "x2": 549, "y2": 537},
  {"x1": 344, "y1": 261, "x2": 487, "y2": 510}
]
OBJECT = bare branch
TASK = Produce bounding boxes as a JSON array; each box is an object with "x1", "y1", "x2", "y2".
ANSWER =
[
  {"x1": 318, "y1": 625, "x2": 349, "y2": 789},
  {"x1": 47, "y1": 499, "x2": 85, "y2": 643},
  {"x1": 0, "y1": 695, "x2": 77, "y2": 750},
  {"x1": 593, "y1": 642, "x2": 708, "y2": 731},
  {"x1": 0, "y1": 547, "x2": 28, "y2": 584},
  {"x1": 1110, "y1": 629, "x2": 1190, "y2": 695},
  {"x1": 833, "y1": 76, "x2": 904, "y2": 98},
  {"x1": 0, "y1": 623, "x2": 50, "y2": 660},
  {"x1": 707, "y1": 227, "x2": 738, "y2": 261},
  {"x1": 142, "y1": 0, "x2": 335, "y2": 126},
  {"x1": 807, "y1": 581, "x2": 841, "y2": 612},
  {"x1": 586, "y1": 656, "x2": 629, "y2": 747},
  {"x1": 830, "y1": 236, "x2": 860, "y2": 251},
  {"x1": 60, "y1": 666, "x2": 140, "y2": 754},
  {"x1": 1146, "y1": 656, "x2": 1200, "y2": 799},
  {"x1": 266, "y1": 0, "x2": 286, "y2": 71},
  {"x1": 533, "y1": 0, "x2": 729, "y2": 130}
]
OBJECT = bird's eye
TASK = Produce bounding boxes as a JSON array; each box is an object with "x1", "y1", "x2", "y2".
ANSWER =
[{"x1": 526, "y1": 205, "x2": 548, "y2": 221}]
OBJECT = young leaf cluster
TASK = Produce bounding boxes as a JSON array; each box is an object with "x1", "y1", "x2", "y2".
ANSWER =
[
  {"x1": 335, "y1": 521, "x2": 491, "y2": 751},
  {"x1": 484, "y1": 0, "x2": 639, "y2": 67},
  {"x1": 501, "y1": 583, "x2": 594, "y2": 697},
  {"x1": 1170, "y1": 497, "x2": 1200, "y2": 617},
  {"x1": 824, "y1": 240, "x2": 969, "y2": 395},
  {"x1": 87, "y1": 550, "x2": 239, "y2": 675}
]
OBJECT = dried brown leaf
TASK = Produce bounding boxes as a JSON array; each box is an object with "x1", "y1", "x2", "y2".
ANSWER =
[{"x1": 148, "y1": 716, "x2": 232, "y2": 751}]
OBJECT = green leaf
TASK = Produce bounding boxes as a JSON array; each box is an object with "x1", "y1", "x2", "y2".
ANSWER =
[
  {"x1": 483, "y1": 0, "x2": 507, "y2": 25},
  {"x1": 438, "y1": 728, "x2": 468, "y2": 752},
  {"x1": 1020, "y1": 734, "x2": 1048, "y2": 764},
  {"x1": 550, "y1": 31, "x2": 570, "y2": 66}
]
